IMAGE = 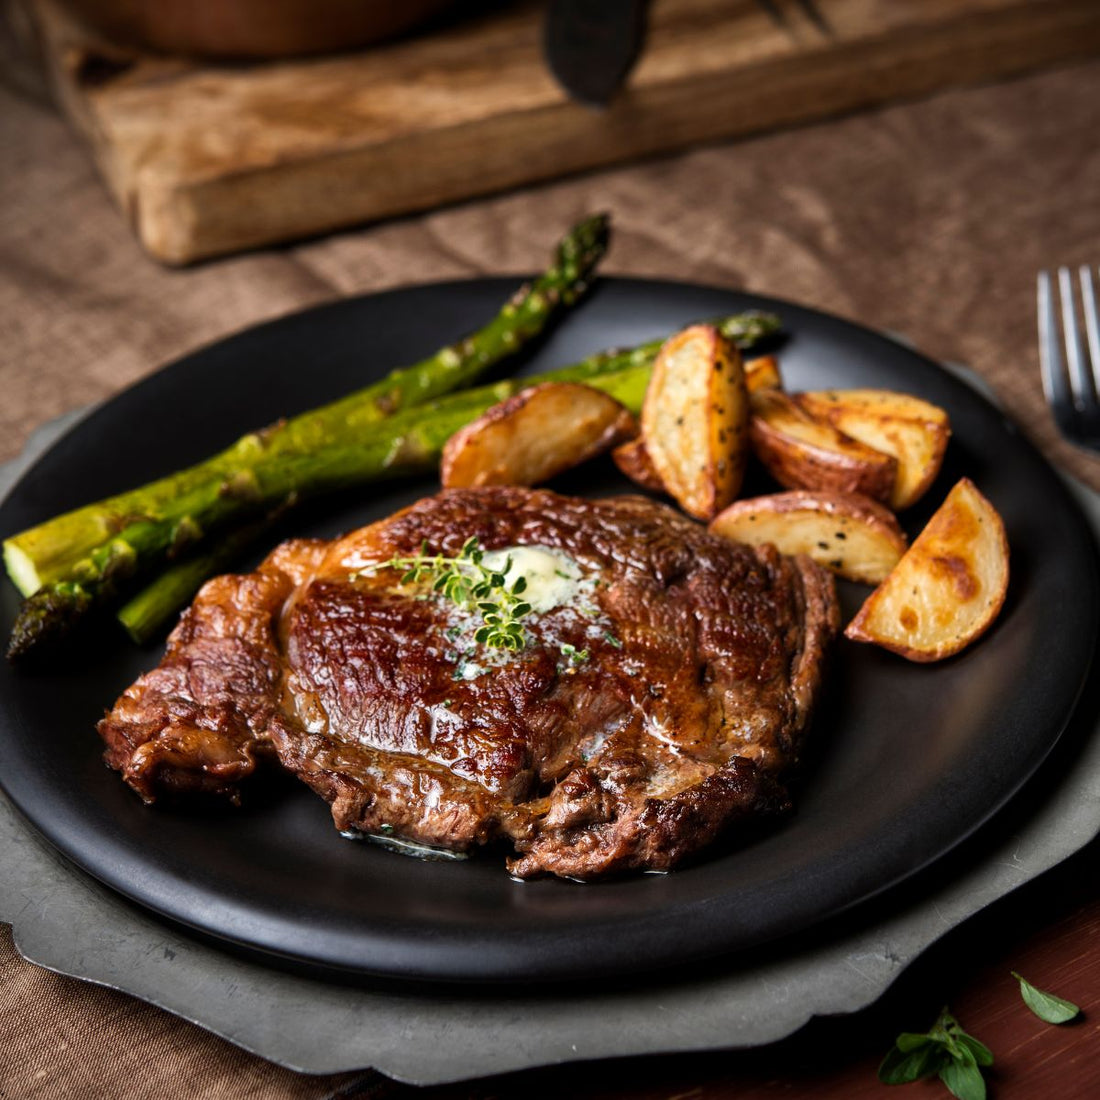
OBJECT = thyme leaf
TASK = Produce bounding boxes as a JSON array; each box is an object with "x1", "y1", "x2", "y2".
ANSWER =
[{"x1": 363, "y1": 536, "x2": 532, "y2": 652}]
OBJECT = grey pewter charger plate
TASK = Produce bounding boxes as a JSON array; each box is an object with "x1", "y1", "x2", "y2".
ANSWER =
[{"x1": 1, "y1": 279, "x2": 1099, "y2": 1079}]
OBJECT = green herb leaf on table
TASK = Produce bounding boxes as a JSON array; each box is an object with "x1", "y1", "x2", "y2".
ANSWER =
[
  {"x1": 896, "y1": 1031, "x2": 936, "y2": 1052},
  {"x1": 1012, "y1": 972, "x2": 1081, "y2": 1024},
  {"x1": 938, "y1": 1046, "x2": 987, "y2": 1100},
  {"x1": 878, "y1": 1008, "x2": 992, "y2": 1098},
  {"x1": 953, "y1": 1031, "x2": 994, "y2": 1067},
  {"x1": 878, "y1": 1039, "x2": 945, "y2": 1084}
]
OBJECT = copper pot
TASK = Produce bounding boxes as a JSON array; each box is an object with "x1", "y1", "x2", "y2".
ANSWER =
[{"x1": 58, "y1": 0, "x2": 461, "y2": 58}]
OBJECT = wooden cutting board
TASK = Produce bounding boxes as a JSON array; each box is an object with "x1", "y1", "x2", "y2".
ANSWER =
[{"x1": 27, "y1": 0, "x2": 1100, "y2": 264}]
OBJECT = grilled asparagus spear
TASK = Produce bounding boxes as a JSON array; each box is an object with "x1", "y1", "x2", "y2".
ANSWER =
[
  {"x1": 4, "y1": 213, "x2": 610, "y2": 600},
  {"x1": 113, "y1": 311, "x2": 781, "y2": 644},
  {"x1": 116, "y1": 516, "x2": 274, "y2": 645},
  {"x1": 8, "y1": 308, "x2": 780, "y2": 657}
]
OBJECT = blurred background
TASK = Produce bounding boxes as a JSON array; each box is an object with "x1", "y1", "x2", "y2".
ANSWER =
[
  {"x1": 6, "y1": 0, "x2": 1099, "y2": 265},
  {"x1": 2, "y1": 0, "x2": 1098, "y2": 475}
]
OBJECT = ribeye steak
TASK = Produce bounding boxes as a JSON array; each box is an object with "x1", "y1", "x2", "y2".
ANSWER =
[{"x1": 98, "y1": 488, "x2": 839, "y2": 879}]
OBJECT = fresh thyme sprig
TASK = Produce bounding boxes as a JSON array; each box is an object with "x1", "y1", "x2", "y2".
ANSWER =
[{"x1": 384, "y1": 536, "x2": 532, "y2": 651}]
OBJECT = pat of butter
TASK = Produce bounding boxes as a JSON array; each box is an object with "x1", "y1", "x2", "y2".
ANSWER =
[{"x1": 480, "y1": 546, "x2": 584, "y2": 614}]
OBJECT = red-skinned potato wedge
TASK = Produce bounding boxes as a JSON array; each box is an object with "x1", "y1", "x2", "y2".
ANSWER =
[
  {"x1": 613, "y1": 353, "x2": 783, "y2": 497},
  {"x1": 709, "y1": 490, "x2": 907, "y2": 585},
  {"x1": 845, "y1": 478, "x2": 1009, "y2": 662},
  {"x1": 612, "y1": 437, "x2": 666, "y2": 493},
  {"x1": 441, "y1": 382, "x2": 636, "y2": 489},
  {"x1": 745, "y1": 354, "x2": 783, "y2": 393},
  {"x1": 749, "y1": 388, "x2": 898, "y2": 503},
  {"x1": 796, "y1": 389, "x2": 951, "y2": 510},
  {"x1": 641, "y1": 324, "x2": 750, "y2": 521}
]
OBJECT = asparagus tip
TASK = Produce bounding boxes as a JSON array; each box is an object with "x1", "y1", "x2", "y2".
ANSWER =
[{"x1": 6, "y1": 584, "x2": 93, "y2": 661}]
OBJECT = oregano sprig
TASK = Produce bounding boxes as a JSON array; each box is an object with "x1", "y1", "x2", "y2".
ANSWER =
[
  {"x1": 377, "y1": 536, "x2": 533, "y2": 652},
  {"x1": 879, "y1": 1007, "x2": 992, "y2": 1100}
]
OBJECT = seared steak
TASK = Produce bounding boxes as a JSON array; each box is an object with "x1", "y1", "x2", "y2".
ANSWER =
[{"x1": 99, "y1": 488, "x2": 838, "y2": 879}]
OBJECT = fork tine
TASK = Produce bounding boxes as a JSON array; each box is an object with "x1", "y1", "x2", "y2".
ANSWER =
[
  {"x1": 1039, "y1": 270, "x2": 1072, "y2": 422},
  {"x1": 1080, "y1": 265, "x2": 1100, "y2": 395},
  {"x1": 1058, "y1": 266, "x2": 1090, "y2": 410}
]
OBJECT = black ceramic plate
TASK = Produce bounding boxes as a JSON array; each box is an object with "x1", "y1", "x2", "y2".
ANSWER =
[{"x1": 1, "y1": 279, "x2": 1096, "y2": 984}]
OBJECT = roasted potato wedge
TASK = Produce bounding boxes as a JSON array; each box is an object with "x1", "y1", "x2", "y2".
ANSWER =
[
  {"x1": 612, "y1": 437, "x2": 666, "y2": 493},
  {"x1": 709, "y1": 490, "x2": 907, "y2": 585},
  {"x1": 441, "y1": 382, "x2": 636, "y2": 489},
  {"x1": 745, "y1": 354, "x2": 783, "y2": 393},
  {"x1": 641, "y1": 324, "x2": 750, "y2": 521},
  {"x1": 749, "y1": 388, "x2": 898, "y2": 503},
  {"x1": 796, "y1": 389, "x2": 951, "y2": 510},
  {"x1": 845, "y1": 478, "x2": 1009, "y2": 662}
]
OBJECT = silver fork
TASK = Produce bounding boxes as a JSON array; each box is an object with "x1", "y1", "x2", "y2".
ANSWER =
[{"x1": 1038, "y1": 266, "x2": 1100, "y2": 452}]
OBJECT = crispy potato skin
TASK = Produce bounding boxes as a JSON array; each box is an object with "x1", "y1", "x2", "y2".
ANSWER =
[
  {"x1": 749, "y1": 389, "x2": 898, "y2": 503},
  {"x1": 709, "y1": 489, "x2": 907, "y2": 585},
  {"x1": 845, "y1": 477, "x2": 1009, "y2": 661},
  {"x1": 441, "y1": 382, "x2": 636, "y2": 489},
  {"x1": 611, "y1": 354, "x2": 784, "y2": 498},
  {"x1": 798, "y1": 388, "x2": 948, "y2": 424},
  {"x1": 745, "y1": 355, "x2": 783, "y2": 393},
  {"x1": 796, "y1": 389, "x2": 951, "y2": 510},
  {"x1": 612, "y1": 437, "x2": 666, "y2": 493},
  {"x1": 612, "y1": 350, "x2": 781, "y2": 498},
  {"x1": 641, "y1": 324, "x2": 750, "y2": 521}
]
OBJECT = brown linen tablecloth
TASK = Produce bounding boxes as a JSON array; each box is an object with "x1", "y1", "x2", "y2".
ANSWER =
[{"x1": 2, "y1": 57, "x2": 1100, "y2": 1100}]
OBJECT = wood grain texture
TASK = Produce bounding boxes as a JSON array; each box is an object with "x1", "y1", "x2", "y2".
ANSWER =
[{"x1": 28, "y1": 0, "x2": 1100, "y2": 264}]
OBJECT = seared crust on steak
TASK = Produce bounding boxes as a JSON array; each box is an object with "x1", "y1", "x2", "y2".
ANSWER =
[{"x1": 98, "y1": 488, "x2": 839, "y2": 879}]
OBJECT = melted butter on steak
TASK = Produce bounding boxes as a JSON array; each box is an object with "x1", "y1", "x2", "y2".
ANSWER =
[
  {"x1": 98, "y1": 488, "x2": 839, "y2": 880},
  {"x1": 478, "y1": 545, "x2": 588, "y2": 613}
]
